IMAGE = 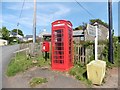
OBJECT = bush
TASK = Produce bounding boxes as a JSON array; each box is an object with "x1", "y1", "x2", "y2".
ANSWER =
[{"x1": 101, "y1": 37, "x2": 120, "y2": 68}]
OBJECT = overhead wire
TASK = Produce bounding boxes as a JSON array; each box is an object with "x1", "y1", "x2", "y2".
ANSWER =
[
  {"x1": 74, "y1": 0, "x2": 108, "y2": 36},
  {"x1": 17, "y1": 0, "x2": 25, "y2": 27},
  {"x1": 74, "y1": 0, "x2": 95, "y2": 19},
  {"x1": 16, "y1": 0, "x2": 25, "y2": 36}
]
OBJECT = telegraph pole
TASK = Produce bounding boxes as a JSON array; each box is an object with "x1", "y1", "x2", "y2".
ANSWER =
[
  {"x1": 108, "y1": 0, "x2": 114, "y2": 63},
  {"x1": 33, "y1": 0, "x2": 36, "y2": 43}
]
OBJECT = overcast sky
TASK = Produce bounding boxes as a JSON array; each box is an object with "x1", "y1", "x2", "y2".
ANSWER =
[{"x1": 1, "y1": 1, "x2": 118, "y2": 36}]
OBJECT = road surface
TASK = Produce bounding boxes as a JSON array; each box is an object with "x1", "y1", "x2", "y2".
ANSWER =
[
  {"x1": 2, "y1": 67, "x2": 87, "y2": 88},
  {"x1": 1, "y1": 45, "x2": 20, "y2": 88}
]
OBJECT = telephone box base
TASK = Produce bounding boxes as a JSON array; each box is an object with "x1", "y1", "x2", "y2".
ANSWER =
[{"x1": 51, "y1": 66, "x2": 73, "y2": 71}]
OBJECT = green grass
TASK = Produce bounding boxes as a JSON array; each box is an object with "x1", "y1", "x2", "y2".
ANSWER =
[
  {"x1": 6, "y1": 52, "x2": 50, "y2": 77},
  {"x1": 102, "y1": 41, "x2": 120, "y2": 68},
  {"x1": 29, "y1": 77, "x2": 48, "y2": 87},
  {"x1": 103, "y1": 43, "x2": 120, "y2": 68},
  {"x1": 68, "y1": 63, "x2": 92, "y2": 87},
  {"x1": 36, "y1": 56, "x2": 51, "y2": 67}
]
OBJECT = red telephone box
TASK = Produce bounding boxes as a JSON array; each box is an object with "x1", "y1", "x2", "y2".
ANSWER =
[
  {"x1": 42, "y1": 41, "x2": 49, "y2": 52},
  {"x1": 51, "y1": 20, "x2": 73, "y2": 71}
]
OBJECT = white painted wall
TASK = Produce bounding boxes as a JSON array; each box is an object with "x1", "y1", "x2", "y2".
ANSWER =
[{"x1": 0, "y1": 39, "x2": 8, "y2": 46}]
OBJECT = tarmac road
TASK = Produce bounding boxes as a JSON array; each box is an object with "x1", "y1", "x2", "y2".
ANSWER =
[
  {"x1": 2, "y1": 67, "x2": 87, "y2": 88},
  {"x1": 1, "y1": 45, "x2": 20, "y2": 88}
]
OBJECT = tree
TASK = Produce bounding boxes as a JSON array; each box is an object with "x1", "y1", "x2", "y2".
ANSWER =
[
  {"x1": 74, "y1": 26, "x2": 83, "y2": 30},
  {"x1": 11, "y1": 29, "x2": 24, "y2": 36},
  {"x1": 74, "y1": 19, "x2": 109, "y2": 31},
  {"x1": 74, "y1": 22, "x2": 87, "y2": 30},
  {"x1": 1, "y1": 27, "x2": 10, "y2": 40},
  {"x1": 90, "y1": 19, "x2": 109, "y2": 28}
]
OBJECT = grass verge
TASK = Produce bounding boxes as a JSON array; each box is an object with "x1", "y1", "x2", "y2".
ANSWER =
[
  {"x1": 6, "y1": 52, "x2": 50, "y2": 77},
  {"x1": 68, "y1": 63, "x2": 92, "y2": 87},
  {"x1": 29, "y1": 77, "x2": 47, "y2": 87}
]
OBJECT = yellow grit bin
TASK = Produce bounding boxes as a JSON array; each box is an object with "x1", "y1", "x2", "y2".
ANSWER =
[{"x1": 87, "y1": 60, "x2": 106, "y2": 85}]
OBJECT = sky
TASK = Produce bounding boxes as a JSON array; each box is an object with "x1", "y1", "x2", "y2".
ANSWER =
[{"x1": 1, "y1": 1, "x2": 119, "y2": 36}]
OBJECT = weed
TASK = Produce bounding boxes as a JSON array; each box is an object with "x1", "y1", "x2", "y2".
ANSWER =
[
  {"x1": 69, "y1": 64, "x2": 92, "y2": 86},
  {"x1": 29, "y1": 77, "x2": 47, "y2": 87}
]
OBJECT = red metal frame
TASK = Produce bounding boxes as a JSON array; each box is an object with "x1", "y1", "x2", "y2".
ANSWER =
[{"x1": 51, "y1": 20, "x2": 73, "y2": 71}]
